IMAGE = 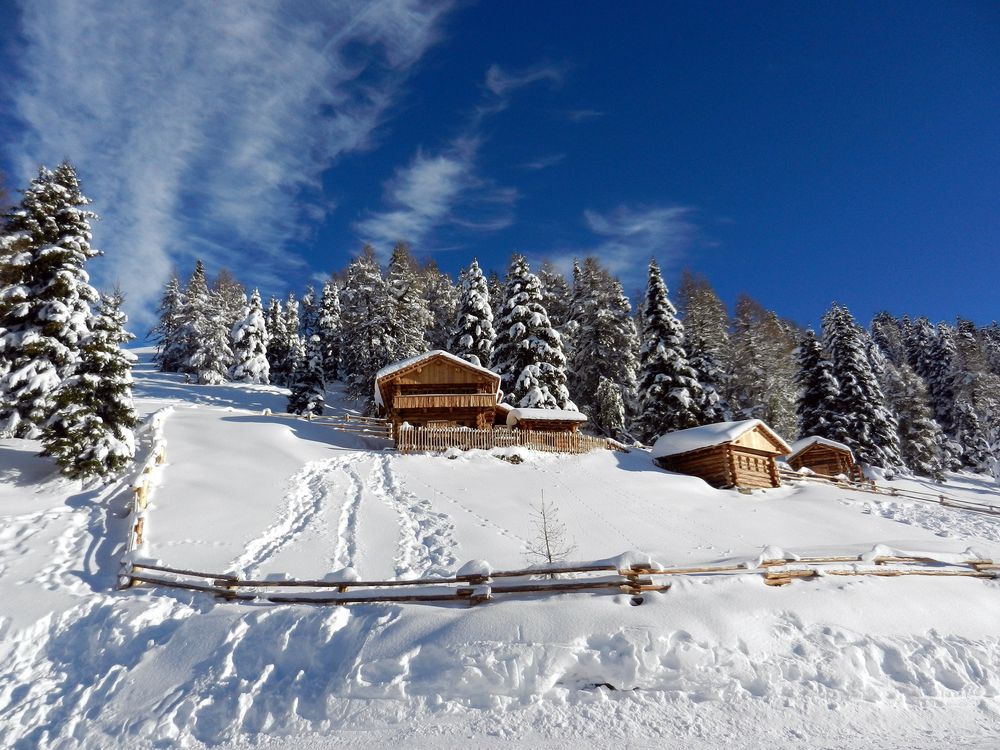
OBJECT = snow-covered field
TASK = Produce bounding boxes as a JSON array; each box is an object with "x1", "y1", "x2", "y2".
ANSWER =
[{"x1": 2, "y1": 349, "x2": 1000, "y2": 749}]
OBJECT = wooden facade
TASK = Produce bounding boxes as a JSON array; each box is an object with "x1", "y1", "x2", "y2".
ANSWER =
[
  {"x1": 375, "y1": 351, "x2": 501, "y2": 439},
  {"x1": 652, "y1": 420, "x2": 791, "y2": 489},
  {"x1": 786, "y1": 439, "x2": 864, "y2": 481}
]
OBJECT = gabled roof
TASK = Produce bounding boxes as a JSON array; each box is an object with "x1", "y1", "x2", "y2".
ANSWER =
[
  {"x1": 374, "y1": 350, "x2": 501, "y2": 407},
  {"x1": 650, "y1": 419, "x2": 792, "y2": 459},
  {"x1": 506, "y1": 407, "x2": 588, "y2": 425},
  {"x1": 787, "y1": 436, "x2": 854, "y2": 462}
]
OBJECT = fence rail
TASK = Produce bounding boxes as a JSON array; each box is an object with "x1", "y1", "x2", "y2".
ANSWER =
[
  {"x1": 123, "y1": 550, "x2": 998, "y2": 607},
  {"x1": 397, "y1": 425, "x2": 617, "y2": 454},
  {"x1": 778, "y1": 468, "x2": 1000, "y2": 516}
]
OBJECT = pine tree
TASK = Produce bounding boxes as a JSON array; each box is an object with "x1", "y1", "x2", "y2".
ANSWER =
[
  {"x1": 593, "y1": 376, "x2": 627, "y2": 439},
  {"x1": 212, "y1": 268, "x2": 246, "y2": 337},
  {"x1": 822, "y1": 303, "x2": 902, "y2": 469},
  {"x1": 317, "y1": 281, "x2": 342, "y2": 382},
  {"x1": 687, "y1": 335, "x2": 728, "y2": 424},
  {"x1": 421, "y1": 261, "x2": 459, "y2": 351},
  {"x1": 486, "y1": 270, "x2": 504, "y2": 314},
  {"x1": 568, "y1": 258, "x2": 639, "y2": 426},
  {"x1": 265, "y1": 296, "x2": 289, "y2": 386},
  {"x1": 150, "y1": 275, "x2": 186, "y2": 372},
  {"x1": 42, "y1": 290, "x2": 139, "y2": 479},
  {"x1": 288, "y1": 334, "x2": 325, "y2": 416},
  {"x1": 538, "y1": 261, "x2": 574, "y2": 353},
  {"x1": 174, "y1": 260, "x2": 210, "y2": 377},
  {"x1": 385, "y1": 243, "x2": 432, "y2": 360},
  {"x1": 300, "y1": 285, "x2": 320, "y2": 341},
  {"x1": 633, "y1": 259, "x2": 703, "y2": 443},
  {"x1": 677, "y1": 269, "x2": 731, "y2": 363},
  {"x1": 450, "y1": 259, "x2": 495, "y2": 367},
  {"x1": 229, "y1": 289, "x2": 270, "y2": 384},
  {"x1": 882, "y1": 361, "x2": 945, "y2": 480},
  {"x1": 492, "y1": 254, "x2": 572, "y2": 409},
  {"x1": 340, "y1": 246, "x2": 395, "y2": 408},
  {"x1": 870, "y1": 312, "x2": 908, "y2": 366},
  {"x1": 189, "y1": 289, "x2": 233, "y2": 385},
  {"x1": 0, "y1": 162, "x2": 99, "y2": 437},
  {"x1": 795, "y1": 329, "x2": 842, "y2": 439}
]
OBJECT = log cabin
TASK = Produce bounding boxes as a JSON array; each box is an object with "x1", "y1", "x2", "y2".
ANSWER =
[
  {"x1": 785, "y1": 436, "x2": 864, "y2": 481},
  {"x1": 506, "y1": 407, "x2": 588, "y2": 433},
  {"x1": 650, "y1": 419, "x2": 792, "y2": 489},
  {"x1": 375, "y1": 351, "x2": 501, "y2": 439}
]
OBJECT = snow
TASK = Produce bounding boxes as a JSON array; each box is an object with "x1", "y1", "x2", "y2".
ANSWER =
[
  {"x1": 373, "y1": 349, "x2": 500, "y2": 407},
  {"x1": 788, "y1": 435, "x2": 855, "y2": 461},
  {"x1": 506, "y1": 407, "x2": 588, "y2": 424},
  {"x1": 651, "y1": 418, "x2": 792, "y2": 459},
  {"x1": 3, "y1": 349, "x2": 1000, "y2": 749}
]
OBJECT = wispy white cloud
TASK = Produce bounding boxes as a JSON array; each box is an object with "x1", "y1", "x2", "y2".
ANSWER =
[
  {"x1": 519, "y1": 153, "x2": 566, "y2": 171},
  {"x1": 354, "y1": 137, "x2": 516, "y2": 251},
  {"x1": 565, "y1": 109, "x2": 605, "y2": 123},
  {"x1": 6, "y1": 0, "x2": 453, "y2": 326},
  {"x1": 539, "y1": 204, "x2": 701, "y2": 288},
  {"x1": 356, "y1": 61, "x2": 564, "y2": 254}
]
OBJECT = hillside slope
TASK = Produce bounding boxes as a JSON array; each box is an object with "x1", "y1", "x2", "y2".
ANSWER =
[{"x1": 1, "y1": 350, "x2": 999, "y2": 749}]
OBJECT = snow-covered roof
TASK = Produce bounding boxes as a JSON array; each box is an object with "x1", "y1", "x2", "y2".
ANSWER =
[
  {"x1": 374, "y1": 350, "x2": 500, "y2": 407},
  {"x1": 650, "y1": 419, "x2": 792, "y2": 459},
  {"x1": 506, "y1": 407, "x2": 588, "y2": 425},
  {"x1": 787, "y1": 436, "x2": 854, "y2": 461}
]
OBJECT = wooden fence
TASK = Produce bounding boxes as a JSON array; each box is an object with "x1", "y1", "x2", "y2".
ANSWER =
[
  {"x1": 778, "y1": 467, "x2": 1000, "y2": 517},
  {"x1": 123, "y1": 550, "x2": 998, "y2": 607},
  {"x1": 396, "y1": 425, "x2": 618, "y2": 454}
]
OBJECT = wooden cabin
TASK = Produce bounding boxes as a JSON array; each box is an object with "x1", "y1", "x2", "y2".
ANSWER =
[
  {"x1": 651, "y1": 420, "x2": 792, "y2": 489},
  {"x1": 785, "y1": 436, "x2": 864, "y2": 481},
  {"x1": 506, "y1": 407, "x2": 588, "y2": 433},
  {"x1": 375, "y1": 351, "x2": 501, "y2": 438}
]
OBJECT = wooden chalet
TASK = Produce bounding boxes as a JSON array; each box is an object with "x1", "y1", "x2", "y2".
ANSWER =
[
  {"x1": 506, "y1": 407, "x2": 588, "y2": 433},
  {"x1": 375, "y1": 351, "x2": 501, "y2": 438},
  {"x1": 651, "y1": 419, "x2": 792, "y2": 489},
  {"x1": 785, "y1": 436, "x2": 864, "y2": 481}
]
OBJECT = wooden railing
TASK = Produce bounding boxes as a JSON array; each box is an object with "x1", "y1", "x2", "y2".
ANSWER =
[
  {"x1": 393, "y1": 393, "x2": 498, "y2": 410},
  {"x1": 123, "y1": 550, "x2": 998, "y2": 606},
  {"x1": 396, "y1": 425, "x2": 618, "y2": 454},
  {"x1": 778, "y1": 468, "x2": 1000, "y2": 516}
]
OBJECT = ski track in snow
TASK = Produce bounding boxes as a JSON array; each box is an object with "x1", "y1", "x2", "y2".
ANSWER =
[
  {"x1": 230, "y1": 457, "x2": 345, "y2": 577},
  {"x1": 367, "y1": 454, "x2": 458, "y2": 578},
  {"x1": 333, "y1": 458, "x2": 367, "y2": 570}
]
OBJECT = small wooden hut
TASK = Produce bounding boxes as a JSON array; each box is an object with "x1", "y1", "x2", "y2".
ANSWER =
[
  {"x1": 493, "y1": 402, "x2": 514, "y2": 427},
  {"x1": 651, "y1": 419, "x2": 792, "y2": 489},
  {"x1": 375, "y1": 351, "x2": 501, "y2": 437},
  {"x1": 785, "y1": 436, "x2": 864, "y2": 481},
  {"x1": 506, "y1": 407, "x2": 588, "y2": 433}
]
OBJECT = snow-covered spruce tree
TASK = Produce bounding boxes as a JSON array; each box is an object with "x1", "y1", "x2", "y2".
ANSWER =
[
  {"x1": 822, "y1": 303, "x2": 902, "y2": 469},
  {"x1": 300, "y1": 285, "x2": 319, "y2": 341},
  {"x1": 870, "y1": 311, "x2": 908, "y2": 366},
  {"x1": 568, "y1": 258, "x2": 639, "y2": 428},
  {"x1": 340, "y1": 246, "x2": 395, "y2": 408},
  {"x1": 421, "y1": 260, "x2": 459, "y2": 351},
  {"x1": 491, "y1": 254, "x2": 572, "y2": 409},
  {"x1": 188, "y1": 289, "x2": 233, "y2": 385},
  {"x1": 450, "y1": 258, "x2": 495, "y2": 367},
  {"x1": 0, "y1": 162, "x2": 99, "y2": 437},
  {"x1": 317, "y1": 280, "x2": 342, "y2": 382},
  {"x1": 150, "y1": 275, "x2": 186, "y2": 372},
  {"x1": 950, "y1": 318, "x2": 1000, "y2": 470},
  {"x1": 593, "y1": 376, "x2": 627, "y2": 439},
  {"x1": 486, "y1": 270, "x2": 504, "y2": 314},
  {"x1": 42, "y1": 290, "x2": 139, "y2": 479},
  {"x1": 795, "y1": 328, "x2": 842, "y2": 439},
  {"x1": 882, "y1": 361, "x2": 945, "y2": 480},
  {"x1": 265, "y1": 297, "x2": 289, "y2": 385},
  {"x1": 173, "y1": 260, "x2": 210, "y2": 377},
  {"x1": 287, "y1": 334, "x2": 325, "y2": 416},
  {"x1": 539, "y1": 260, "x2": 575, "y2": 355},
  {"x1": 687, "y1": 335, "x2": 728, "y2": 424},
  {"x1": 229, "y1": 289, "x2": 270, "y2": 384},
  {"x1": 385, "y1": 243, "x2": 432, "y2": 361},
  {"x1": 632, "y1": 259, "x2": 703, "y2": 443},
  {"x1": 268, "y1": 293, "x2": 301, "y2": 386}
]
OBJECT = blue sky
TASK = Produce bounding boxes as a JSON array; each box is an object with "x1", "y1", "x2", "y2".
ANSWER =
[{"x1": 1, "y1": 1, "x2": 998, "y2": 330}]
